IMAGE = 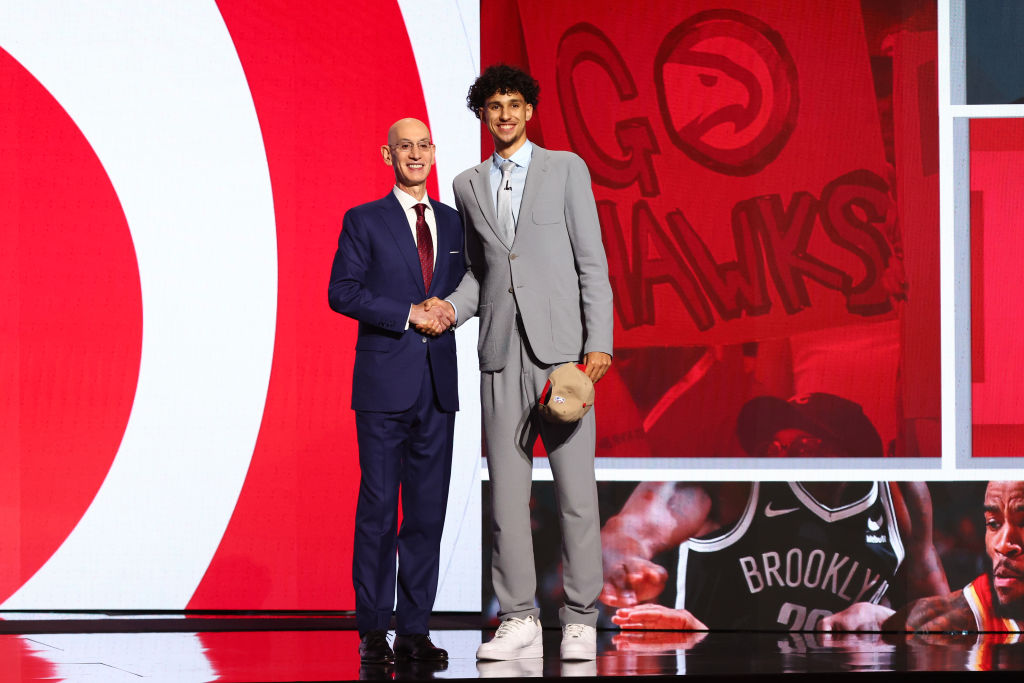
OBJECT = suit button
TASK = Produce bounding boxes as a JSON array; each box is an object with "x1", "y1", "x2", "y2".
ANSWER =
[
  {"x1": 422, "y1": 337, "x2": 427, "y2": 343},
  {"x1": 509, "y1": 253, "x2": 517, "y2": 260},
  {"x1": 508, "y1": 287, "x2": 514, "y2": 293}
]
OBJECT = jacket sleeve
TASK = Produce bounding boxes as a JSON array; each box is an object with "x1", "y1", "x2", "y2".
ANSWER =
[
  {"x1": 446, "y1": 181, "x2": 481, "y2": 326},
  {"x1": 327, "y1": 208, "x2": 411, "y2": 332},
  {"x1": 564, "y1": 154, "x2": 614, "y2": 355}
]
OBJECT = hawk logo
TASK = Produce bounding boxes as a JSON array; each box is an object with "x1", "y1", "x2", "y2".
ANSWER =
[{"x1": 654, "y1": 9, "x2": 799, "y2": 176}]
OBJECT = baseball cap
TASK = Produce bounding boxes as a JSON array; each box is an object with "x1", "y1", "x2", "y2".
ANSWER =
[
  {"x1": 736, "y1": 392, "x2": 883, "y2": 458},
  {"x1": 538, "y1": 363, "x2": 595, "y2": 423}
]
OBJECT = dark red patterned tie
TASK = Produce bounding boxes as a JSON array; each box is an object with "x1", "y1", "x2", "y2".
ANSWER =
[{"x1": 414, "y1": 203, "x2": 433, "y2": 291}]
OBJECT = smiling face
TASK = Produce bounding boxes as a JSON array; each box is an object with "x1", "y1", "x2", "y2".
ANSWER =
[
  {"x1": 381, "y1": 118, "x2": 434, "y2": 198},
  {"x1": 479, "y1": 91, "x2": 532, "y2": 158},
  {"x1": 984, "y1": 481, "x2": 1024, "y2": 610}
]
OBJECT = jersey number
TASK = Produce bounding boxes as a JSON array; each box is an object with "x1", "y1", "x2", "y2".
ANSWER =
[{"x1": 777, "y1": 601, "x2": 832, "y2": 631}]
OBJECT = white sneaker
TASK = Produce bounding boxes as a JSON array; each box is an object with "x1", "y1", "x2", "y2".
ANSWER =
[
  {"x1": 476, "y1": 615, "x2": 543, "y2": 660},
  {"x1": 559, "y1": 623, "x2": 596, "y2": 660}
]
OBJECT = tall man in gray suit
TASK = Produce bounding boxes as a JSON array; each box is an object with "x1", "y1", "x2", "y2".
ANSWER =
[{"x1": 428, "y1": 64, "x2": 613, "y2": 661}]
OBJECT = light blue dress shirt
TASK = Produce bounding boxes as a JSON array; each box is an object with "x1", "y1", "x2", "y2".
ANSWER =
[
  {"x1": 447, "y1": 141, "x2": 534, "y2": 325},
  {"x1": 489, "y1": 140, "x2": 533, "y2": 225}
]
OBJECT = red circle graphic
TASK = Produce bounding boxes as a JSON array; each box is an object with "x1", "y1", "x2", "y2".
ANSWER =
[{"x1": 0, "y1": 47, "x2": 143, "y2": 602}]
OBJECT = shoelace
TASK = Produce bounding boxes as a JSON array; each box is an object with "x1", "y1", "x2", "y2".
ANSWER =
[
  {"x1": 494, "y1": 617, "x2": 532, "y2": 638},
  {"x1": 563, "y1": 623, "x2": 588, "y2": 639}
]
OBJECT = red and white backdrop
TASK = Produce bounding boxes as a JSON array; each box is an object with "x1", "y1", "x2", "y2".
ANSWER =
[{"x1": 2, "y1": 0, "x2": 482, "y2": 611}]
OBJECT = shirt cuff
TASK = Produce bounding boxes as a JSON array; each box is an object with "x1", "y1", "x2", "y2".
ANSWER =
[{"x1": 445, "y1": 299, "x2": 459, "y2": 324}]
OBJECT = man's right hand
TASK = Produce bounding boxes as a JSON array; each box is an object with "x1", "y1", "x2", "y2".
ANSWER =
[
  {"x1": 600, "y1": 556, "x2": 669, "y2": 607},
  {"x1": 409, "y1": 300, "x2": 451, "y2": 336},
  {"x1": 422, "y1": 297, "x2": 456, "y2": 326}
]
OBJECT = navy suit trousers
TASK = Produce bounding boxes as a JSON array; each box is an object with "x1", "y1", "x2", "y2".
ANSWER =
[{"x1": 351, "y1": 362, "x2": 455, "y2": 635}]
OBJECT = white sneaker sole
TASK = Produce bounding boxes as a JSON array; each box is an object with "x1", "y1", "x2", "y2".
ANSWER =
[{"x1": 476, "y1": 642, "x2": 544, "y2": 661}]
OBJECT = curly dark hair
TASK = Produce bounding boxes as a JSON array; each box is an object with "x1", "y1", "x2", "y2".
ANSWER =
[{"x1": 466, "y1": 64, "x2": 540, "y2": 118}]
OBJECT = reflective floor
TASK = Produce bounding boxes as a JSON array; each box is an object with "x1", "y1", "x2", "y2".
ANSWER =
[{"x1": 2, "y1": 614, "x2": 1023, "y2": 681}]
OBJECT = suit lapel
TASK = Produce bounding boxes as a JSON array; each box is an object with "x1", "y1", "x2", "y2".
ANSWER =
[
  {"x1": 469, "y1": 159, "x2": 512, "y2": 249},
  {"x1": 378, "y1": 193, "x2": 425, "y2": 296},
  {"x1": 429, "y1": 198, "x2": 450, "y2": 294},
  {"x1": 517, "y1": 145, "x2": 548, "y2": 240}
]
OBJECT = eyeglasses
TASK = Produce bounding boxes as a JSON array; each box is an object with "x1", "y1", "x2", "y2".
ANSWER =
[
  {"x1": 389, "y1": 140, "x2": 433, "y2": 153},
  {"x1": 754, "y1": 436, "x2": 844, "y2": 458}
]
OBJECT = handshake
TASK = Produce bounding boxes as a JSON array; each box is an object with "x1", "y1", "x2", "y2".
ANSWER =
[{"x1": 410, "y1": 297, "x2": 456, "y2": 336}]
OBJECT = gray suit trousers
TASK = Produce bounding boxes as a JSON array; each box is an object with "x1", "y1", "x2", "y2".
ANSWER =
[{"x1": 482, "y1": 320, "x2": 602, "y2": 627}]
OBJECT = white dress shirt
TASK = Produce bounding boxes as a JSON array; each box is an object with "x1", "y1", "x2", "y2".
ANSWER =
[
  {"x1": 392, "y1": 185, "x2": 437, "y2": 268},
  {"x1": 393, "y1": 185, "x2": 437, "y2": 328}
]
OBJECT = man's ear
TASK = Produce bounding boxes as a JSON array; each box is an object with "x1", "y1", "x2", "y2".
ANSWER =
[
  {"x1": 381, "y1": 145, "x2": 393, "y2": 166},
  {"x1": 525, "y1": 104, "x2": 533, "y2": 121}
]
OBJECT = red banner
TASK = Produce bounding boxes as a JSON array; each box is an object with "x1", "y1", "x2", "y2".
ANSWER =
[
  {"x1": 484, "y1": 0, "x2": 938, "y2": 458},
  {"x1": 512, "y1": 0, "x2": 897, "y2": 346}
]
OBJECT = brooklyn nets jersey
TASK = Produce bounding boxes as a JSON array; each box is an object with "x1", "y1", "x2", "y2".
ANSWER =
[{"x1": 676, "y1": 482, "x2": 905, "y2": 630}]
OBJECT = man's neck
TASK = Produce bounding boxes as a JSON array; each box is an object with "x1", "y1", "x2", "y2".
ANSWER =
[
  {"x1": 494, "y1": 137, "x2": 528, "y2": 160},
  {"x1": 397, "y1": 184, "x2": 427, "y2": 201},
  {"x1": 992, "y1": 583, "x2": 1024, "y2": 621}
]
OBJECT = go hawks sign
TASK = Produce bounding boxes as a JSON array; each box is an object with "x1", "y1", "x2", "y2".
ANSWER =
[{"x1": 519, "y1": 0, "x2": 899, "y2": 346}]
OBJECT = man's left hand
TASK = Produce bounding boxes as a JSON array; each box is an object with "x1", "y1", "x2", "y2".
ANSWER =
[
  {"x1": 612, "y1": 603, "x2": 707, "y2": 630},
  {"x1": 819, "y1": 602, "x2": 895, "y2": 633},
  {"x1": 584, "y1": 351, "x2": 612, "y2": 383}
]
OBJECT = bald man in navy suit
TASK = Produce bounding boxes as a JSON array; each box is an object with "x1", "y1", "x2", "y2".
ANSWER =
[{"x1": 329, "y1": 118, "x2": 462, "y2": 665}]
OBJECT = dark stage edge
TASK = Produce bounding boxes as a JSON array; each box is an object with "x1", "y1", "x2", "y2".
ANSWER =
[
  {"x1": 2, "y1": 612, "x2": 1023, "y2": 681},
  {"x1": 0, "y1": 610, "x2": 488, "y2": 634}
]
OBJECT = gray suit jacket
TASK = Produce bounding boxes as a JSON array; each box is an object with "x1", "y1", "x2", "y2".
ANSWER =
[{"x1": 449, "y1": 145, "x2": 613, "y2": 372}]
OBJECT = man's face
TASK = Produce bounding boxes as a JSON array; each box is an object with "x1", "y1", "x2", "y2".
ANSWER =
[
  {"x1": 984, "y1": 481, "x2": 1024, "y2": 609},
  {"x1": 381, "y1": 119, "x2": 434, "y2": 194},
  {"x1": 479, "y1": 91, "x2": 533, "y2": 156}
]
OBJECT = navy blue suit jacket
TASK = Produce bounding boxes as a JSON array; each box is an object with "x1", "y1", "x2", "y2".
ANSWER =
[{"x1": 329, "y1": 192, "x2": 463, "y2": 413}]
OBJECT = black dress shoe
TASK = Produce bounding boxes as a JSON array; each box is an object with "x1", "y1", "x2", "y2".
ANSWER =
[
  {"x1": 359, "y1": 630, "x2": 395, "y2": 664},
  {"x1": 393, "y1": 633, "x2": 448, "y2": 661}
]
